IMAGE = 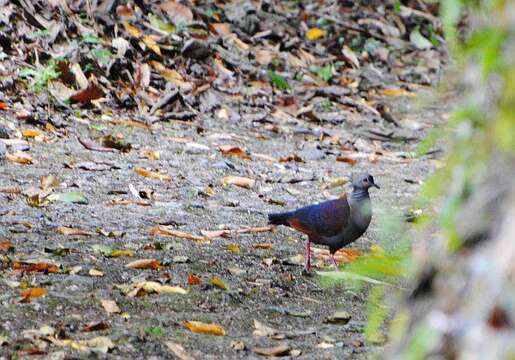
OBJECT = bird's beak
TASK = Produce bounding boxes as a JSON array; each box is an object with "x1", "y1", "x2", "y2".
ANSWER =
[{"x1": 372, "y1": 183, "x2": 380, "y2": 189}]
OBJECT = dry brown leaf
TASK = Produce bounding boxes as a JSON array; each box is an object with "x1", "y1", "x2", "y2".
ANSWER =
[
  {"x1": 221, "y1": 176, "x2": 255, "y2": 189},
  {"x1": 254, "y1": 50, "x2": 277, "y2": 65},
  {"x1": 125, "y1": 258, "x2": 164, "y2": 270},
  {"x1": 336, "y1": 156, "x2": 358, "y2": 166},
  {"x1": 83, "y1": 321, "x2": 110, "y2": 332},
  {"x1": 0, "y1": 239, "x2": 13, "y2": 252},
  {"x1": 253, "y1": 344, "x2": 291, "y2": 357},
  {"x1": 279, "y1": 153, "x2": 304, "y2": 163},
  {"x1": 164, "y1": 341, "x2": 196, "y2": 360},
  {"x1": 160, "y1": 1, "x2": 193, "y2": 24},
  {"x1": 187, "y1": 274, "x2": 201, "y2": 285},
  {"x1": 57, "y1": 226, "x2": 95, "y2": 236},
  {"x1": 210, "y1": 23, "x2": 232, "y2": 36},
  {"x1": 219, "y1": 145, "x2": 250, "y2": 160},
  {"x1": 127, "y1": 281, "x2": 188, "y2": 296},
  {"x1": 149, "y1": 226, "x2": 208, "y2": 242},
  {"x1": 313, "y1": 248, "x2": 361, "y2": 264},
  {"x1": 69, "y1": 83, "x2": 104, "y2": 103},
  {"x1": 100, "y1": 299, "x2": 121, "y2": 314},
  {"x1": 135, "y1": 168, "x2": 171, "y2": 181},
  {"x1": 0, "y1": 187, "x2": 21, "y2": 194},
  {"x1": 254, "y1": 243, "x2": 273, "y2": 250},
  {"x1": 183, "y1": 321, "x2": 225, "y2": 336},
  {"x1": 6, "y1": 151, "x2": 33, "y2": 165},
  {"x1": 12, "y1": 262, "x2": 59, "y2": 273}
]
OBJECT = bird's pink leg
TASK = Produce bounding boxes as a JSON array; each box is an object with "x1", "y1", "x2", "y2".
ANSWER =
[
  {"x1": 330, "y1": 253, "x2": 338, "y2": 269},
  {"x1": 304, "y1": 237, "x2": 311, "y2": 272}
]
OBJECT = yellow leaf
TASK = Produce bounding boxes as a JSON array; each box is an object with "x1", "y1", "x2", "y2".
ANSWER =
[
  {"x1": 381, "y1": 88, "x2": 416, "y2": 97},
  {"x1": 209, "y1": 276, "x2": 228, "y2": 290},
  {"x1": 100, "y1": 299, "x2": 121, "y2": 314},
  {"x1": 143, "y1": 35, "x2": 161, "y2": 56},
  {"x1": 140, "y1": 150, "x2": 160, "y2": 160},
  {"x1": 111, "y1": 249, "x2": 135, "y2": 257},
  {"x1": 370, "y1": 244, "x2": 385, "y2": 253},
  {"x1": 183, "y1": 321, "x2": 225, "y2": 336},
  {"x1": 20, "y1": 287, "x2": 48, "y2": 298},
  {"x1": 22, "y1": 129, "x2": 43, "y2": 139},
  {"x1": 123, "y1": 22, "x2": 142, "y2": 37},
  {"x1": 306, "y1": 28, "x2": 326, "y2": 40},
  {"x1": 135, "y1": 168, "x2": 171, "y2": 181},
  {"x1": 226, "y1": 244, "x2": 240, "y2": 252}
]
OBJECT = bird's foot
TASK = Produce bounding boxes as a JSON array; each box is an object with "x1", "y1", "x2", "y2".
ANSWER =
[
  {"x1": 301, "y1": 267, "x2": 313, "y2": 277},
  {"x1": 330, "y1": 254, "x2": 339, "y2": 270}
]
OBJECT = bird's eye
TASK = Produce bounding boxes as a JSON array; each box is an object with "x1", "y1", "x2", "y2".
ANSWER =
[{"x1": 363, "y1": 178, "x2": 368, "y2": 182}]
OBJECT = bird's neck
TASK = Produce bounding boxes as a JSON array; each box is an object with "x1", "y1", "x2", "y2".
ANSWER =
[{"x1": 350, "y1": 188, "x2": 369, "y2": 202}]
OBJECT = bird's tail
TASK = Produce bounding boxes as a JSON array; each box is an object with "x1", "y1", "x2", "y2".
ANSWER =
[{"x1": 268, "y1": 211, "x2": 292, "y2": 226}]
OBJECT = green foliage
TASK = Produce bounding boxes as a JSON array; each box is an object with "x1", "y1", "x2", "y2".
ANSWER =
[
  {"x1": 144, "y1": 326, "x2": 165, "y2": 337},
  {"x1": 19, "y1": 61, "x2": 60, "y2": 90},
  {"x1": 268, "y1": 70, "x2": 290, "y2": 91}
]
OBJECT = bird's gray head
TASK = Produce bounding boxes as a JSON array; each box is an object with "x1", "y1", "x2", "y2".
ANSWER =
[{"x1": 352, "y1": 172, "x2": 380, "y2": 191}]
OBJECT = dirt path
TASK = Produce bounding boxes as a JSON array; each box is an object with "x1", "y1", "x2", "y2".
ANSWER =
[{"x1": 0, "y1": 88, "x2": 451, "y2": 358}]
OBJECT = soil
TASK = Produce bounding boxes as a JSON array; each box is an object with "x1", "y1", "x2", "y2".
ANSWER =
[{"x1": 0, "y1": 88, "x2": 451, "y2": 359}]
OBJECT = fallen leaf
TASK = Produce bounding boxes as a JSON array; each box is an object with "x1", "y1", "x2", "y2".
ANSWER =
[
  {"x1": 253, "y1": 320, "x2": 279, "y2": 338},
  {"x1": 253, "y1": 344, "x2": 290, "y2": 357},
  {"x1": 135, "y1": 168, "x2": 171, "y2": 181},
  {"x1": 89, "y1": 268, "x2": 104, "y2": 277},
  {"x1": 164, "y1": 341, "x2": 196, "y2": 360},
  {"x1": 183, "y1": 321, "x2": 225, "y2": 336},
  {"x1": 306, "y1": 28, "x2": 326, "y2": 40},
  {"x1": 209, "y1": 276, "x2": 228, "y2": 290},
  {"x1": 254, "y1": 243, "x2": 273, "y2": 250},
  {"x1": 20, "y1": 287, "x2": 48, "y2": 299},
  {"x1": 143, "y1": 35, "x2": 161, "y2": 56},
  {"x1": 149, "y1": 226, "x2": 208, "y2": 242},
  {"x1": 141, "y1": 150, "x2": 160, "y2": 160},
  {"x1": 336, "y1": 156, "x2": 358, "y2": 165},
  {"x1": 126, "y1": 258, "x2": 164, "y2": 270},
  {"x1": 12, "y1": 262, "x2": 59, "y2": 273},
  {"x1": 48, "y1": 191, "x2": 88, "y2": 204},
  {"x1": 210, "y1": 23, "x2": 232, "y2": 36},
  {"x1": 187, "y1": 274, "x2": 201, "y2": 285},
  {"x1": 123, "y1": 22, "x2": 142, "y2": 37},
  {"x1": 57, "y1": 226, "x2": 95, "y2": 236},
  {"x1": 6, "y1": 151, "x2": 33, "y2": 165},
  {"x1": 381, "y1": 88, "x2": 417, "y2": 97},
  {"x1": 125, "y1": 281, "x2": 188, "y2": 296},
  {"x1": 219, "y1": 145, "x2": 250, "y2": 160},
  {"x1": 221, "y1": 176, "x2": 255, "y2": 189},
  {"x1": 226, "y1": 244, "x2": 241, "y2": 252},
  {"x1": 83, "y1": 321, "x2": 110, "y2": 332},
  {"x1": 101, "y1": 299, "x2": 121, "y2": 314},
  {"x1": 22, "y1": 129, "x2": 44, "y2": 139},
  {"x1": 69, "y1": 83, "x2": 104, "y2": 103},
  {"x1": 111, "y1": 249, "x2": 135, "y2": 257},
  {"x1": 46, "y1": 336, "x2": 114, "y2": 354},
  {"x1": 0, "y1": 239, "x2": 14, "y2": 252},
  {"x1": 40, "y1": 175, "x2": 59, "y2": 190},
  {"x1": 160, "y1": 1, "x2": 193, "y2": 24}
]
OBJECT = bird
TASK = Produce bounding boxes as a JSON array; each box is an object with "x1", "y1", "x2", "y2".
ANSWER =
[{"x1": 268, "y1": 172, "x2": 379, "y2": 273}]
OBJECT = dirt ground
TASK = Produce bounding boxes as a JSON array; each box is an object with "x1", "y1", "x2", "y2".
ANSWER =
[{"x1": 0, "y1": 86, "x2": 451, "y2": 359}]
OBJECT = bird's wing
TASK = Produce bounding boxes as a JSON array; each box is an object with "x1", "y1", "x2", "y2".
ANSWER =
[{"x1": 287, "y1": 194, "x2": 350, "y2": 238}]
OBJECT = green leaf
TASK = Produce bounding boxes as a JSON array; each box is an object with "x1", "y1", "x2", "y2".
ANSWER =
[
  {"x1": 82, "y1": 33, "x2": 102, "y2": 44},
  {"x1": 268, "y1": 71, "x2": 290, "y2": 91},
  {"x1": 92, "y1": 244, "x2": 114, "y2": 257},
  {"x1": 318, "y1": 65, "x2": 333, "y2": 82},
  {"x1": 47, "y1": 191, "x2": 89, "y2": 204},
  {"x1": 148, "y1": 14, "x2": 176, "y2": 33}
]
